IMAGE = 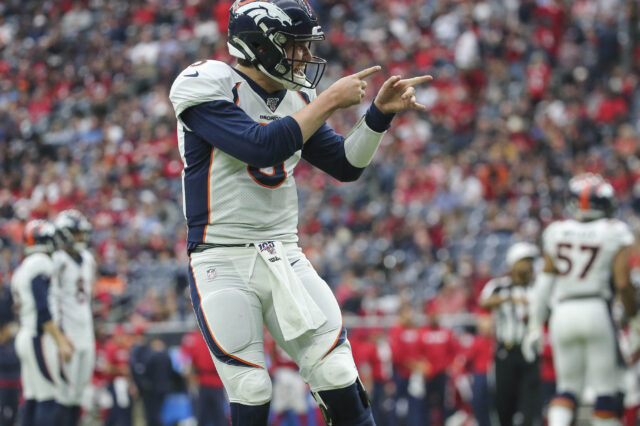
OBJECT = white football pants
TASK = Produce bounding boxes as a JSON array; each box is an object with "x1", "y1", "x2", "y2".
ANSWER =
[{"x1": 188, "y1": 243, "x2": 358, "y2": 405}]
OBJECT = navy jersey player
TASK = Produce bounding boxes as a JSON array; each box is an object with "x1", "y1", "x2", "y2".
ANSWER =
[
  {"x1": 525, "y1": 174, "x2": 637, "y2": 426},
  {"x1": 169, "y1": 0, "x2": 432, "y2": 425},
  {"x1": 12, "y1": 220, "x2": 73, "y2": 426},
  {"x1": 53, "y1": 210, "x2": 96, "y2": 426}
]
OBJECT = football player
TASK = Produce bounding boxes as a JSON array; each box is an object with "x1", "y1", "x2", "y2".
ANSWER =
[
  {"x1": 12, "y1": 220, "x2": 73, "y2": 426},
  {"x1": 168, "y1": 0, "x2": 432, "y2": 424},
  {"x1": 524, "y1": 174, "x2": 637, "y2": 426},
  {"x1": 53, "y1": 210, "x2": 96, "y2": 426}
]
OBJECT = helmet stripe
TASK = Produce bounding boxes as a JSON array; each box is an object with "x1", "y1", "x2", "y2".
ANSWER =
[
  {"x1": 25, "y1": 223, "x2": 36, "y2": 246},
  {"x1": 579, "y1": 183, "x2": 592, "y2": 210}
]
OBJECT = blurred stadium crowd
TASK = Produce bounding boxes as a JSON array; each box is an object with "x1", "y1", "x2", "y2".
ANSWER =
[{"x1": 1, "y1": 0, "x2": 640, "y2": 424}]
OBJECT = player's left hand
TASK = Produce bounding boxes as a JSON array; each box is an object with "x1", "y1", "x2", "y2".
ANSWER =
[{"x1": 374, "y1": 74, "x2": 432, "y2": 114}]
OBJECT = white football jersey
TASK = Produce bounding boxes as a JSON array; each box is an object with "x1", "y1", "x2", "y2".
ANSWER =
[
  {"x1": 543, "y1": 218, "x2": 634, "y2": 303},
  {"x1": 52, "y1": 249, "x2": 96, "y2": 346},
  {"x1": 11, "y1": 253, "x2": 55, "y2": 337},
  {"x1": 169, "y1": 60, "x2": 315, "y2": 244}
]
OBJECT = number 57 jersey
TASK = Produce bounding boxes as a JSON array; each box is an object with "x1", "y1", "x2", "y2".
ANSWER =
[
  {"x1": 543, "y1": 218, "x2": 634, "y2": 303},
  {"x1": 52, "y1": 249, "x2": 96, "y2": 347}
]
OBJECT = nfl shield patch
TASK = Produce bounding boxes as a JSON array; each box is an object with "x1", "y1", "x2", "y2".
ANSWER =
[
  {"x1": 266, "y1": 97, "x2": 279, "y2": 112},
  {"x1": 206, "y1": 267, "x2": 216, "y2": 279}
]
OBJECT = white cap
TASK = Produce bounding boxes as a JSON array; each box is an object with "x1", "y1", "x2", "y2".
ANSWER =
[{"x1": 505, "y1": 242, "x2": 539, "y2": 268}]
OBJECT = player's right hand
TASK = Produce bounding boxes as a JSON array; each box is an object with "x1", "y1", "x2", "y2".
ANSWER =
[
  {"x1": 325, "y1": 66, "x2": 381, "y2": 109},
  {"x1": 58, "y1": 334, "x2": 74, "y2": 362}
]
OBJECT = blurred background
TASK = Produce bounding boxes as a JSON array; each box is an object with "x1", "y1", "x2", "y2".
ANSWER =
[{"x1": 1, "y1": 0, "x2": 640, "y2": 425}]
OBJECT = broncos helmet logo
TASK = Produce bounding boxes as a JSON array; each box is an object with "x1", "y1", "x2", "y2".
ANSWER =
[{"x1": 235, "y1": 2, "x2": 293, "y2": 28}]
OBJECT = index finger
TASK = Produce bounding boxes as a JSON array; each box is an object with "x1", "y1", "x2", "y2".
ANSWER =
[
  {"x1": 397, "y1": 75, "x2": 433, "y2": 87},
  {"x1": 355, "y1": 65, "x2": 382, "y2": 80}
]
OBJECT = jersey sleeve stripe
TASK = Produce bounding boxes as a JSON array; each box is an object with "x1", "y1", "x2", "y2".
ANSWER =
[
  {"x1": 188, "y1": 260, "x2": 263, "y2": 369},
  {"x1": 297, "y1": 91, "x2": 310, "y2": 104},
  {"x1": 232, "y1": 82, "x2": 242, "y2": 105}
]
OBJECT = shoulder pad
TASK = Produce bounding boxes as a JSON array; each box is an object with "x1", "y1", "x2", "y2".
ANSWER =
[
  {"x1": 169, "y1": 60, "x2": 238, "y2": 118},
  {"x1": 608, "y1": 219, "x2": 634, "y2": 246},
  {"x1": 298, "y1": 87, "x2": 316, "y2": 103},
  {"x1": 24, "y1": 253, "x2": 54, "y2": 277}
]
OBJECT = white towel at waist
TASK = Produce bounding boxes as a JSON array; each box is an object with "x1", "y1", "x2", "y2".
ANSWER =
[{"x1": 255, "y1": 241, "x2": 327, "y2": 341}]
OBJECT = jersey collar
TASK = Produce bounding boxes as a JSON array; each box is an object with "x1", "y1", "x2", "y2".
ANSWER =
[{"x1": 232, "y1": 68, "x2": 288, "y2": 113}]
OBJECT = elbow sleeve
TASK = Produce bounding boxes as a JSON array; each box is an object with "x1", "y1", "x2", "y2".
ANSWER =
[
  {"x1": 344, "y1": 102, "x2": 393, "y2": 168},
  {"x1": 343, "y1": 116, "x2": 385, "y2": 168}
]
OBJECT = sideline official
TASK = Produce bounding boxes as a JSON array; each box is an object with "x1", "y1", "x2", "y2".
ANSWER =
[{"x1": 479, "y1": 242, "x2": 541, "y2": 426}]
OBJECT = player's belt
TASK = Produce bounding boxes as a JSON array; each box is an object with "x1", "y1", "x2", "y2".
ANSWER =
[
  {"x1": 557, "y1": 294, "x2": 605, "y2": 303},
  {"x1": 498, "y1": 342, "x2": 519, "y2": 350},
  {"x1": 191, "y1": 242, "x2": 254, "y2": 253}
]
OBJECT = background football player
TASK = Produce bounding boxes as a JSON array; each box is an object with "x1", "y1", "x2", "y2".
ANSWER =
[
  {"x1": 53, "y1": 210, "x2": 96, "y2": 426},
  {"x1": 169, "y1": 0, "x2": 431, "y2": 425},
  {"x1": 524, "y1": 174, "x2": 637, "y2": 426},
  {"x1": 12, "y1": 220, "x2": 73, "y2": 426}
]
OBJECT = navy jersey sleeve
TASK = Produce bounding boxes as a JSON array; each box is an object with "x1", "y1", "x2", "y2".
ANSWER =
[
  {"x1": 31, "y1": 274, "x2": 52, "y2": 330},
  {"x1": 180, "y1": 101, "x2": 303, "y2": 168},
  {"x1": 301, "y1": 103, "x2": 393, "y2": 182},
  {"x1": 301, "y1": 124, "x2": 364, "y2": 182}
]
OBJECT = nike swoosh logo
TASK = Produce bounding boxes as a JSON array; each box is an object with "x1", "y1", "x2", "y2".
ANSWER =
[
  {"x1": 184, "y1": 71, "x2": 199, "y2": 77},
  {"x1": 290, "y1": 259, "x2": 300, "y2": 267}
]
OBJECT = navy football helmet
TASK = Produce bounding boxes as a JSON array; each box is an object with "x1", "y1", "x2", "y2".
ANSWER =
[
  {"x1": 227, "y1": 0, "x2": 326, "y2": 90},
  {"x1": 23, "y1": 220, "x2": 58, "y2": 255},
  {"x1": 567, "y1": 173, "x2": 616, "y2": 220},
  {"x1": 55, "y1": 209, "x2": 92, "y2": 252}
]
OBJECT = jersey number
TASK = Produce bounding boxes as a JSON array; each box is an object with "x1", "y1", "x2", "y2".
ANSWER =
[
  {"x1": 247, "y1": 163, "x2": 287, "y2": 188},
  {"x1": 556, "y1": 243, "x2": 600, "y2": 278},
  {"x1": 76, "y1": 278, "x2": 87, "y2": 304}
]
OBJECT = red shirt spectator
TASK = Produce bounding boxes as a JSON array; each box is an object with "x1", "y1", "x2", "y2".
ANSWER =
[
  {"x1": 264, "y1": 332, "x2": 298, "y2": 373},
  {"x1": 527, "y1": 57, "x2": 551, "y2": 101},
  {"x1": 350, "y1": 330, "x2": 378, "y2": 377},
  {"x1": 389, "y1": 324, "x2": 421, "y2": 379},
  {"x1": 104, "y1": 328, "x2": 130, "y2": 383},
  {"x1": 93, "y1": 338, "x2": 109, "y2": 386},
  {"x1": 418, "y1": 322, "x2": 458, "y2": 379},
  {"x1": 540, "y1": 327, "x2": 556, "y2": 383},
  {"x1": 181, "y1": 330, "x2": 223, "y2": 388},
  {"x1": 467, "y1": 334, "x2": 494, "y2": 375}
]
